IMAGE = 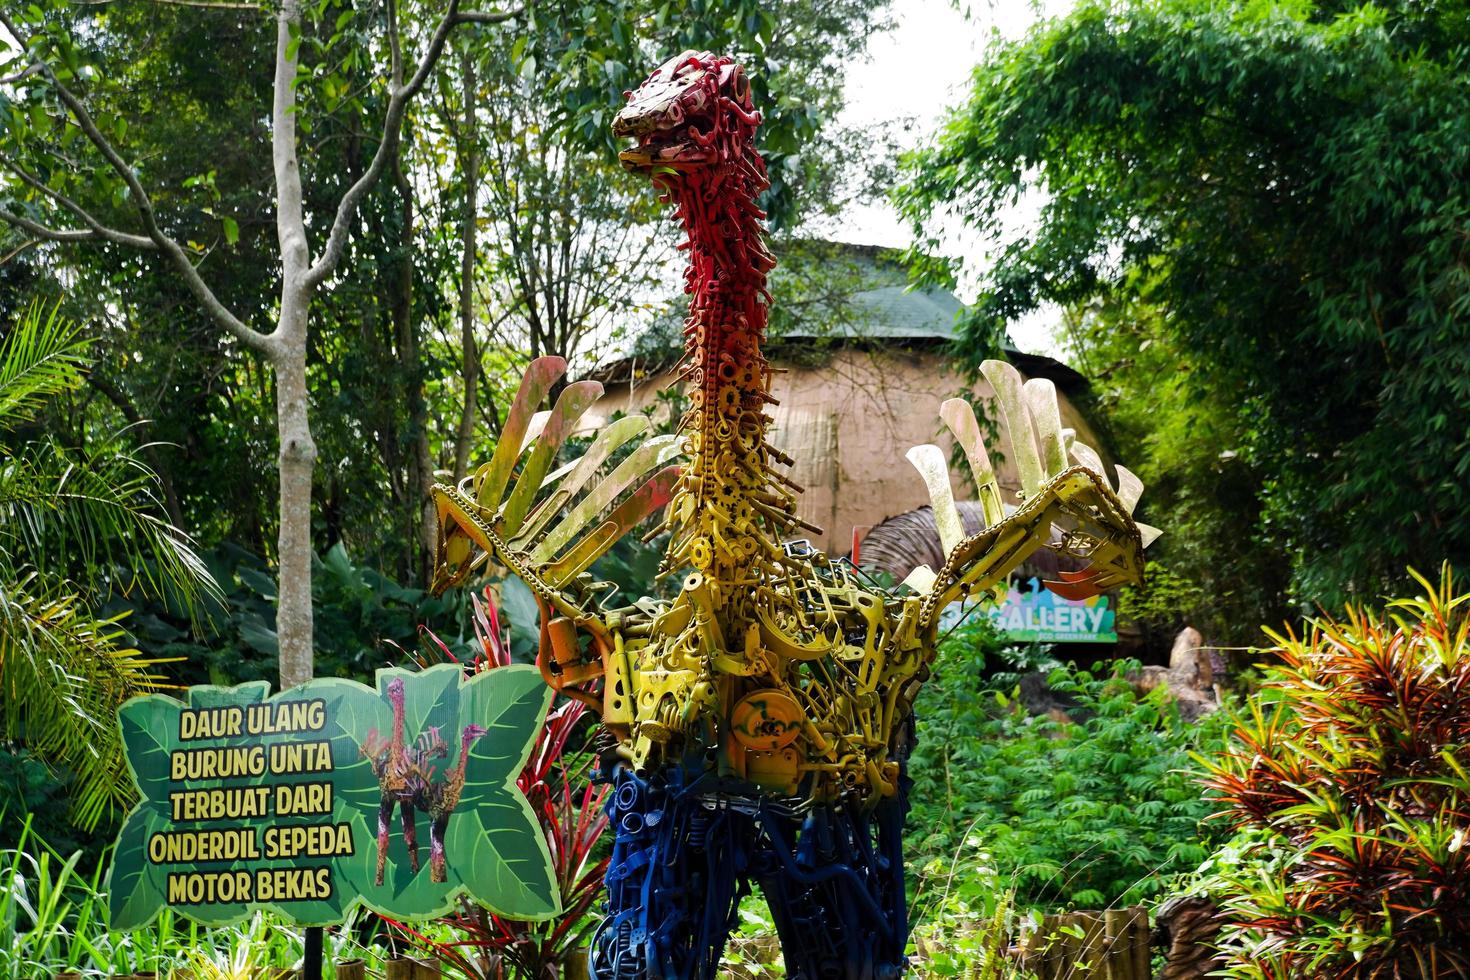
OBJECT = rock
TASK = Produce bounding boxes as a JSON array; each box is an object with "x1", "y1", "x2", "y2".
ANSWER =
[
  {"x1": 1129, "y1": 627, "x2": 1220, "y2": 721},
  {"x1": 1169, "y1": 626, "x2": 1205, "y2": 676},
  {"x1": 1134, "y1": 665, "x2": 1170, "y2": 694}
]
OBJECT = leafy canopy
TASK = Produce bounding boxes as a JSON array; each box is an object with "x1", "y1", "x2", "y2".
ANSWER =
[{"x1": 897, "y1": 0, "x2": 1470, "y2": 609}]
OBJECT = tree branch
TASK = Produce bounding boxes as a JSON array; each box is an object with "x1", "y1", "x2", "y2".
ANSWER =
[
  {"x1": 0, "y1": 9, "x2": 273, "y2": 356},
  {"x1": 454, "y1": 6, "x2": 522, "y2": 24},
  {"x1": 0, "y1": 236, "x2": 41, "y2": 265},
  {"x1": 0, "y1": 64, "x2": 41, "y2": 85},
  {"x1": 270, "y1": 0, "x2": 310, "y2": 313},
  {"x1": 0, "y1": 206, "x2": 116, "y2": 245},
  {"x1": 305, "y1": 0, "x2": 510, "y2": 288},
  {"x1": 71, "y1": 0, "x2": 266, "y2": 9},
  {"x1": 0, "y1": 151, "x2": 159, "y2": 250}
]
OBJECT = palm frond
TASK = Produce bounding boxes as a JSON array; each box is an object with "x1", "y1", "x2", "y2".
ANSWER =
[
  {"x1": 0, "y1": 432, "x2": 218, "y2": 608},
  {"x1": 0, "y1": 572, "x2": 171, "y2": 829},
  {"x1": 0, "y1": 300, "x2": 89, "y2": 432}
]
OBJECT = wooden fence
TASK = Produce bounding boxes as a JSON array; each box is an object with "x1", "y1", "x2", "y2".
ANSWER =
[{"x1": 1016, "y1": 906, "x2": 1153, "y2": 980}]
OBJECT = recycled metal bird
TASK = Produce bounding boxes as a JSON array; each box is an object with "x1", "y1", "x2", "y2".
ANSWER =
[{"x1": 429, "y1": 50, "x2": 1157, "y2": 980}]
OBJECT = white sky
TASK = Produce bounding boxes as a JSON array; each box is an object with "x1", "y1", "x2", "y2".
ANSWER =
[{"x1": 826, "y1": 0, "x2": 1073, "y2": 359}]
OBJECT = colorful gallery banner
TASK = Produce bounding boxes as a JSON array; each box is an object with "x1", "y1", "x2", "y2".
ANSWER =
[
  {"x1": 106, "y1": 664, "x2": 559, "y2": 929},
  {"x1": 984, "y1": 578, "x2": 1118, "y2": 643}
]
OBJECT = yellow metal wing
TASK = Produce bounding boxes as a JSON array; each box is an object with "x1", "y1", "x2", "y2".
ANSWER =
[
  {"x1": 428, "y1": 356, "x2": 681, "y2": 616},
  {"x1": 902, "y1": 358, "x2": 1159, "y2": 627}
]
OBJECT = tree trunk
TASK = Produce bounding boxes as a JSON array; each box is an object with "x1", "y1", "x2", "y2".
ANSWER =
[
  {"x1": 391, "y1": 158, "x2": 437, "y2": 581},
  {"x1": 452, "y1": 48, "x2": 480, "y2": 481},
  {"x1": 272, "y1": 0, "x2": 316, "y2": 690},
  {"x1": 272, "y1": 310, "x2": 317, "y2": 689}
]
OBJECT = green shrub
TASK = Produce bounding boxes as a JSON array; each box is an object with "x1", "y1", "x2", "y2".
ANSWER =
[
  {"x1": 111, "y1": 542, "x2": 469, "y2": 686},
  {"x1": 0, "y1": 818, "x2": 384, "y2": 976},
  {"x1": 908, "y1": 848, "x2": 1032, "y2": 978},
  {"x1": 1198, "y1": 567, "x2": 1470, "y2": 978},
  {"x1": 0, "y1": 747, "x2": 102, "y2": 861},
  {"x1": 908, "y1": 620, "x2": 1231, "y2": 909}
]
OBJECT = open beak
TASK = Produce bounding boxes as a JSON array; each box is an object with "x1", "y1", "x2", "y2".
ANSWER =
[{"x1": 618, "y1": 137, "x2": 711, "y2": 173}]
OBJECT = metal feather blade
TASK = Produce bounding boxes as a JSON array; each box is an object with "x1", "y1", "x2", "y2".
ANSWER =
[
  {"x1": 940, "y1": 397, "x2": 1004, "y2": 528},
  {"x1": 1068, "y1": 441, "x2": 1108, "y2": 488},
  {"x1": 1113, "y1": 465, "x2": 1145, "y2": 515},
  {"x1": 501, "y1": 380, "x2": 605, "y2": 536},
  {"x1": 530, "y1": 434, "x2": 681, "y2": 563},
  {"x1": 543, "y1": 465, "x2": 681, "y2": 587},
  {"x1": 905, "y1": 444, "x2": 965, "y2": 558},
  {"x1": 901, "y1": 564, "x2": 938, "y2": 594},
  {"x1": 473, "y1": 355, "x2": 566, "y2": 512},
  {"x1": 980, "y1": 359, "x2": 1044, "y2": 498},
  {"x1": 1023, "y1": 377, "x2": 1068, "y2": 478},
  {"x1": 509, "y1": 415, "x2": 653, "y2": 549}
]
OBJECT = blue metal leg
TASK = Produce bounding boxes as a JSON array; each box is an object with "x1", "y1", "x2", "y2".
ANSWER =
[
  {"x1": 589, "y1": 769, "x2": 753, "y2": 980},
  {"x1": 754, "y1": 774, "x2": 911, "y2": 979},
  {"x1": 589, "y1": 767, "x2": 911, "y2": 979}
]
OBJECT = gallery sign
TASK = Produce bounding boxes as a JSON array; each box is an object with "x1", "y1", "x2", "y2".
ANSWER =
[
  {"x1": 985, "y1": 578, "x2": 1118, "y2": 643},
  {"x1": 106, "y1": 664, "x2": 560, "y2": 929}
]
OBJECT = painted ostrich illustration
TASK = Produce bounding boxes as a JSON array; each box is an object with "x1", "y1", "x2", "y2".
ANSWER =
[
  {"x1": 360, "y1": 677, "x2": 420, "y2": 886},
  {"x1": 414, "y1": 722, "x2": 489, "y2": 883},
  {"x1": 397, "y1": 724, "x2": 448, "y2": 873},
  {"x1": 360, "y1": 681, "x2": 489, "y2": 885}
]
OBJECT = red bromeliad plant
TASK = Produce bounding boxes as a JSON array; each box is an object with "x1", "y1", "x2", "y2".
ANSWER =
[
  {"x1": 1200, "y1": 566, "x2": 1470, "y2": 979},
  {"x1": 395, "y1": 587, "x2": 611, "y2": 979}
]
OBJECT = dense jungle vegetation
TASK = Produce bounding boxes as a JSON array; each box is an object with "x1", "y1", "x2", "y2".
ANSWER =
[{"x1": 3, "y1": 0, "x2": 1470, "y2": 974}]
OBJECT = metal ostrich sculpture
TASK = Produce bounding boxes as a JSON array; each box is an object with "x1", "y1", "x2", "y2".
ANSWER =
[{"x1": 429, "y1": 51, "x2": 1158, "y2": 980}]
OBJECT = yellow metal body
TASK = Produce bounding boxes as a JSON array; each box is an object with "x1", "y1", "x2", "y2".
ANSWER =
[
  {"x1": 429, "y1": 52, "x2": 1158, "y2": 807},
  {"x1": 428, "y1": 355, "x2": 1155, "y2": 807}
]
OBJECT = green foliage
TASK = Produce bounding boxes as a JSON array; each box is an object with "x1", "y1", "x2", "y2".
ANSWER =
[
  {"x1": 723, "y1": 894, "x2": 787, "y2": 977},
  {"x1": 909, "y1": 849, "x2": 1032, "y2": 978},
  {"x1": 0, "y1": 301, "x2": 214, "y2": 830},
  {"x1": 0, "y1": 818, "x2": 389, "y2": 976},
  {"x1": 1064, "y1": 298, "x2": 1290, "y2": 643},
  {"x1": 519, "y1": 0, "x2": 892, "y2": 228},
  {"x1": 897, "y1": 0, "x2": 1470, "y2": 615},
  {"x1": 0, "y1": 0, "x2": 894, "y2": 588},
  {"x1": 116, "y1": 542, "x2": 468, "y2": 686},
  {"x1": 1116, "y1": 560, "x2": 1209, "y2": 649},
  {"x1": 908, "y1": 621, "x2": 1231, "y2": 909},
  {"x1": 0, "y1": 747, "x2": 94, "y2": 859},
  {"x1": 1197, "y1": 566, "x2": 1470, "y2": 977}
]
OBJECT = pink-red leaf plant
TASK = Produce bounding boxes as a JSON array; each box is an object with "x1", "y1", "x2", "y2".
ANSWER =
[
  {"x1": 388, "y1": 587, "x2": 610, "y2": 979},
  {"x1": 1201, "y1": 566, "x2": 1470, "y2": 979}
]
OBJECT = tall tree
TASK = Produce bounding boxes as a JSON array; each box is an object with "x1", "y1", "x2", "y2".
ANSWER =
[
  {"x1": 0, "y1": 0, "x2": 893, "y2": 681},
  {"x1": 897, "y1": 0, "x2": 1470, "y2": 613},
  {"x1": 419, "y1": 0, "x2": 894, "y2": 442},
  {"x1": 0, "y1": 0, "x2": 520, "y2": 685}
]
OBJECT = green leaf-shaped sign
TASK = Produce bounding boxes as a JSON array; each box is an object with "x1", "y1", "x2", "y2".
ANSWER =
[{"x1": 106, "y1": 665, "x2": 559, "y2": 929}]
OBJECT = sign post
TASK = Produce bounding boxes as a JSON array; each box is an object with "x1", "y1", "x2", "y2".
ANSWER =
[
  {"x1": 106, "y1": 663, "x2": 561, "y2": 964},
  {"x1": 985, "y1": 577, "x2": 1119, "y2": 644}
]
